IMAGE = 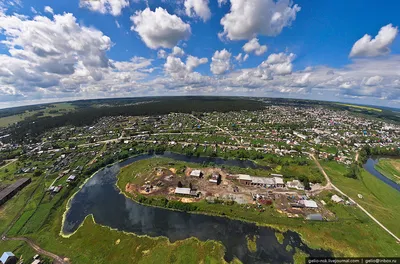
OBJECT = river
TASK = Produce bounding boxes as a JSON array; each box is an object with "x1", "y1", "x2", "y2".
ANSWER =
[
  {"x1": 62, "y1": 153, "x2": 331, "y2": 263},
  {"x1": 363, "y1": 157, "x2": 400, "y2": 192}
]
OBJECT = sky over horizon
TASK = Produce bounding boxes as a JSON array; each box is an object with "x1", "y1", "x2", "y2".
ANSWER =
[{"x1": 0, "y1": 0, "x2": 400, "y2": 109}]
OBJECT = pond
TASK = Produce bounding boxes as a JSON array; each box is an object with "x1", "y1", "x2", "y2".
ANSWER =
[{"x1": 62, "y1": 153, "x2": 331, "y2": 263}]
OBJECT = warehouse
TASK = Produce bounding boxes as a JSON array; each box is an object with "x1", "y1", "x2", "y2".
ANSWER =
[{"x1": 0, "y1": 178, "x2": 31, "y2": 206}]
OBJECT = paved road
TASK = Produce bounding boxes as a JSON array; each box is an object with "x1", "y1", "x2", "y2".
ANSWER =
[
  {"x1": 311, "y1": 155, "x2": 400, "y2": 243},
  {"x1": 2, "y1": 236, "x2": 67, "y2": 264}
]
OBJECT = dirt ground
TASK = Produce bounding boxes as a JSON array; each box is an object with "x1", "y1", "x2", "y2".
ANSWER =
[{"x1": 124, "y1": 165, "x2": 335, "y2": 220}]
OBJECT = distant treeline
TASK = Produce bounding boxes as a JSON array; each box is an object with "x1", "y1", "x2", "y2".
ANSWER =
[{"x1": 7, "y1": 97, "x2": 265, "y2": 143}]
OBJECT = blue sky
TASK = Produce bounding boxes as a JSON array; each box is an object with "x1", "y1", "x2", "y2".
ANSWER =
[{"x1": 0, "y1": 0, "x2": 399, "y2": 108}]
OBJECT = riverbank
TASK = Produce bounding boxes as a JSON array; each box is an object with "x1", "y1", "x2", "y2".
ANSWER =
[
  {"x1": 115, "y1": 156, "x2": 400, "y2": 258},
  {"x1": 374, "y1": 158, "x2": 400, "y2": 185}
]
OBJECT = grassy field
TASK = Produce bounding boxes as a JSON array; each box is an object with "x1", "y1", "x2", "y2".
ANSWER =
[
  {"x1": 117, "y1": 158, "x2": 400, "y2": 258},
  {"x1": 321, "y1": 160, "x2": 400, "y2": 238},
  {"x1": 0, "y1": 103, "x2": 75, "y2": 128},
  {"x1": 336, "y1": 103, "x2": 382, "y2": 112},
  {"x1": 374, "y1": 158, "x2": 400, "y2": 184}
]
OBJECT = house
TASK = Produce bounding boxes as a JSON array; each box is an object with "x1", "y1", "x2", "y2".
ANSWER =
[
  {"x1": 0, "y1": 252, "x2": 17, "y2": 264},
  {"x1": 209, "y1": 173, "x2": 221, "y2": 184},
  {"x1": 299, "y1": 200, "x2": 318, "y2": 208},
  {"x1": 174, "y1": 187, "x2": 198, "y2": 196},
  {"x1": 53, "y1": 185, "x2": 62, "y2": 193},
  {"x1": 31, "y1": 260, "x2": 41, "y2": 264},
  {"x1": 66, "y1": 175, "x2": 76, "y2": 183},
  {"x1": 287, "y1": 180, "x2": 305, "y2": 190},
  {"x1": 331, "y1": 194, "x2": 344, "y2": 203},
  {"x1": 190, "y1": 170, "x2": 203, "y2": 178},
  {"x1": 271, "y1": 173, "x2": 283, "y2": 178}
]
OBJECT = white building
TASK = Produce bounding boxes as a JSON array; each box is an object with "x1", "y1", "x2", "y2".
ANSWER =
[
  {"x1": 300, "y1": 200, "x2": 318, "y2": 208},
  {"x1": 287, "y1": 180, "x2": 305, "y2": 190},
  {"x1": 331, "y1": 194, "x2": 344, "y2": 203}
]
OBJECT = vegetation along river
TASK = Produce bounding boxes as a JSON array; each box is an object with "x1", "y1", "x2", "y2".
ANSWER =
[
  {"x1": 363, "y1": 157, "x2": 400, "y2": 192},
  {"x1": 62, "y1": 153, "x2": 331, "y2": 263}
]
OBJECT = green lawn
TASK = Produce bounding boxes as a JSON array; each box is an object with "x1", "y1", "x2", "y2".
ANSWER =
[
  {"x1": 321, "y1": 160, "x2": 400, "y2": 238},
  {"x1": 374, "y1": 158, "x2": 400, "y2": 184}
]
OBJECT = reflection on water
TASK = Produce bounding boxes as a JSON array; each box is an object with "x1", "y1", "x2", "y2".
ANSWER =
[{"x1": 63, "y1": 153, "x2": 331, "y2": 263}]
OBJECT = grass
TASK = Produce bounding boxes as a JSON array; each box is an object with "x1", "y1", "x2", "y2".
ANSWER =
[
  {"x1": 336, "y1": 103, "x2": 382, "y2": 112},
  {"x1": 0, "y1": 103, "x2": 75, "y2": 128},
  {"x1": 0, "y1": 240, "x2": 37, "y2": 263},
  {"x1": 293, "y1": 248, "x2": 309, "y2": 264},
  {"x1": 374, "y1": 158, "x2": 400, "y2": 184},
  {"x1": 321, "y1": 160, "x2": 400, "y2": 238},
  {"x1": 246, "y1": 235, "x2": 257, "y2": 253},
  {"x1": 275, "y1": 232, "x2": 284, "y2": 244}
]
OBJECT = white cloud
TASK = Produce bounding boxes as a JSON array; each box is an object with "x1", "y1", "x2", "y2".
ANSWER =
[
  {"x1": 186, "y1": 55, "x2": 208, "y2": 72},
  {"x1": 243, "y1": 54, "x2": 249, "y2": 61},
  {"x1": 217, "y1": 0, "x2": 227, "y2": 7},
  {"x1": 157, "y1": 49, "x2": 168, "y2": 59},
  {"x1": 220, "y1": 0, "x2": 300, "y2": 40},
  {"x1": 350, "y1": 24, "x2": 398, "y2": 58},
  {"x1": 210, "y1": 49, "x2": 231, "y2": 75},
  {"x1": 261, "y1": 52, "x2": 296, "y2": 75},
  {"x1": 30, "y1": 7, "x2": 37, "y2": 14},
  {"x1": 242, "y1": 38, "x2": 267, "y2": 55},
  {"x1": 364, "y1": 75, "x2": 383, "y2": 86},
  {"x1": 235, "y1": 53, "x2": 242, "y2": 62},
  {"x1": 79, "y1": 0, "x2": 129, "y2": 16},
  {"x1": 184, "y1": 0, "x2": 211, "y2": 22},
  {"x1": 44, "y1": 6, "x2": 54, "y2": 15},
  {"x1": 115, "y1": 20, "x2": 120, "y2": 28},
  {"x1": 131, "y1": 8, "x2": 191, "y2": 49},
  {"x1": 172, "y1": 46, "x2": 185, "y2": 57},
  {"x1": 292, "y1": 72, "x2": 311, "y2": 87}
]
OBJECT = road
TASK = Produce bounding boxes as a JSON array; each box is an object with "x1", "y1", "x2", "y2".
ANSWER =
[
  {"x1": 0, "y1": 159, "x2": 17, "y2": 170},
  {"x1": 311, "y1": 155, "x2": 400, "y2": 243},
  {"x1": 2, "y1": 237, "x2": 67, "y2": 264}
]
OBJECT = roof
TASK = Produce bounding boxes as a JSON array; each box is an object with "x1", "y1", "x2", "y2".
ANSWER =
[
  {"x1": 0, "y1": 252, "x2": 15, "y2": 263},
  {"x1": 331, "y1": 194, "x2": 344, "y2": 203},
  {"x1": 190, "y1": 170, "x2": 202, "y2": 177},
  {"x1": 274, "y1": 177, "x2": 284, "y2": 185},
  {"x1": 238, "y1": 174, "x2": 252, "y2": 181},
  {"x1": 31, "y1": 260, "x2": 41, "y2": 264},
  {"x1": 175, "y1": 187, "x2": 191, "y2": 195},
  {"x1": 250, "y1": 176, "x2": 274, "y2": 185},
  {"x1": 0, "y1": 178, "x2": 31, "y2": 202},
  {"x1": 306, "y1": 214, "x2": 323, "y2": 221},
  {"x1": 300, "y1": 200, "x2": 318, "y2": 208},
  {"x1": 271, "y1": 173, "x2": 283, "y2": 177}
]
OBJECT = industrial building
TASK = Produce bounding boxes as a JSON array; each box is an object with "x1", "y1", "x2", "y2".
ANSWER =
[{"x1": 0, "y1": 178, "x2": 31, "y2": 206}]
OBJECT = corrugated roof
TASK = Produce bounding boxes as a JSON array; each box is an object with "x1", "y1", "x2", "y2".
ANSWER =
[
  {"x1": 175, "y1": 187, "x2": 191, "y2": 195},
  {"x1": 0, "y1": 252, "x2": 15, "y2": 263}
]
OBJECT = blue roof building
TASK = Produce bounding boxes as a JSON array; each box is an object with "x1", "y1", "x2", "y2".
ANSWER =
[{"x1": 0, "y1": 252, "x2": 17, "y2": 264}]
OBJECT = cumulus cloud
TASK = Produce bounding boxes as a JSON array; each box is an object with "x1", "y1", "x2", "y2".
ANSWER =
[
  {"x1": 79, "y1": 0, "x2": 129, "y2": 16},
  {"x1": 131, "y1": 8, "x2": 191, "y2": 49},
  {"x1": 164, "y1": 54, "x2": 207, "y2": 78},
  {"x1": 184, "y1": 0, "x2": 211, "y2": 22},
  {"x1": 172, "y1": 46, "x2": 185, "y2": 57},
  {"x1": 350, "y1": 24, "x2": 398, "y2": 58},
  {"x1": 44, "y1": 6, "x2": 54, "y2": 14},
  {"x1": 243, "y1": 38, "x2": 267, "y2": 55},
  {"x1": 364, "y1": 75, "x2": 383, "y2": 86},
  {"x1": 157, "y1": 49, "x2": 168, "y2": 59},
  {"x1": 261, "y1": 52, "x2": 296, "y2": 75},
  {"x1": 186, "y1": 55, "x2": 208, "y2": 72},
  {"x1": 210, "y1": 49, "x2": 231, "y2": 75},
  {"x1": 220, "y1": 0, "x2": 300, "y2": 40}
]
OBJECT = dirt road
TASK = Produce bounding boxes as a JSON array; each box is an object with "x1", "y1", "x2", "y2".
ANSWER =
[
  {"x1": 3, "y1": 236, "x2": 67, "y2": 263},
  {"x1": 311, "y1": 155, "x2": 400, "y2": 243}
]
